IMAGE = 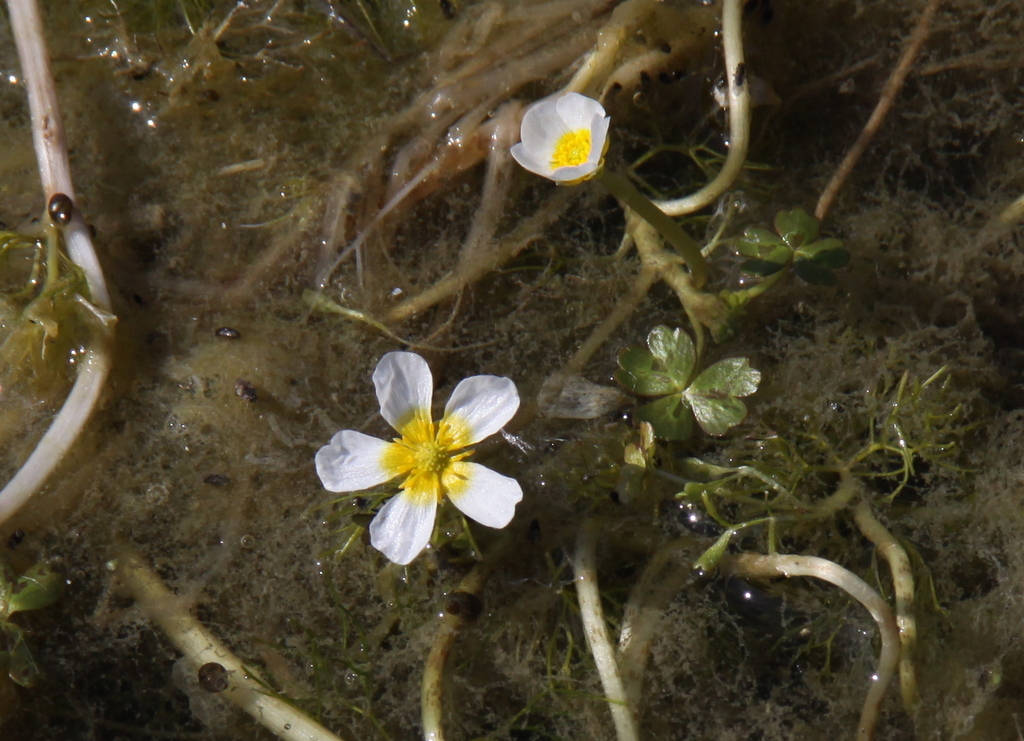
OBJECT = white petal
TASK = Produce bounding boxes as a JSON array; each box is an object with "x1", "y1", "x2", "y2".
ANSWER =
[
  {"x1": 588, "y1": 113, "x2": 611, "y2": 165},
  {"x1": 443, "y1": 374, "x2": 519, "y2": 445},
  {"x1": 446, "y1": 462, "x2": 522, "y2": 529},
  {"x1": 519, "y1": 96, "x2": 569, "y2": 154},
  {"x1": 373, "y1": 351, "x2": 434, "y2": 432},
  {"x1": 549, "y1": 161, "x2": 600, "y2": 183},
  {"x1": 510, "y1": 142, "x2": 554, "y2": 178},
  {"x1": 369, "y1": 492, "x2": 437, "y2": 565},
  {"x1": 315, "y1": 430, "x2": 394, "y2": 492},
  {"x1": 555, "y1": 92, "x2": 607, "y2": 132}
]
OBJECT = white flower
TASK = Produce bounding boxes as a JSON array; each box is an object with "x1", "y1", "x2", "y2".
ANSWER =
[
  {"x1": 510, "y1": 92, "x2": 610, "y2": 184},
  {"x1": 315, "y1": 351, "x2": 523, "y2": 565}
]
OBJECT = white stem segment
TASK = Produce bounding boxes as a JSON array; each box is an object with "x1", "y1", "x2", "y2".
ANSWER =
[
  {"x1": 113, "y1": 551, "x2": 348, "y2": 741},
  {"x1": 1, "y1": 0, "x2": 116, "y2": 526},
  {"x1": 573, "y1": 521, "x2": 640, "y2": 741},
  {"x1": 721, "y1": 553, "x2": 899, "y2": 741},
  {"x1": 653, "y1": 0, "x2": 750, "y2": 217}
]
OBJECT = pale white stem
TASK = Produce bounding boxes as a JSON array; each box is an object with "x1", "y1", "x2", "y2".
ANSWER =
[
  {"x1": 112, "y1": 551, "x2": 348, "y2": 741},
  {"x1": 852, "y1": 500, "x2": 918, "y2": 714},
  {"x1": 573, "y1": 521, "x2": 639, "y2": 741},
  {"x1": 1, "y1": 0, "x2": 116, "y2": 527},
  {"x1": 421, "y1": 549, "x2": 502, "y2": 741},
  {"x1": 616, "y1": 539, "x2": 692, "y2": 707},
  {"x1": 653, "y1": 0, "x2": 750, "y2": 217},
  {"x1": 721, "y1": 553, "x2": 899, "y2": 741},
  {"x1": 6, "y1": 0, "x2": 111, "y2": 309}
]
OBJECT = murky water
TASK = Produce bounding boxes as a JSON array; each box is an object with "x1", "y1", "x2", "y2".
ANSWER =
[{"x1": 1, "y1": 1, "x2": 1024, "y2": 739}]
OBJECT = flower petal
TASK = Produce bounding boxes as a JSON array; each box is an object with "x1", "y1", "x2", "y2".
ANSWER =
[
  {"x1": 549, "y1": 162, "x2": 600, "y2": 183},
  {"x1": 519, "y1": 96, "x2": 570, "y2": 153},
  {"x1": 588, "y1": 112, "x2": 611, "y2": 166},
  {"x1": 315, "y1": 430, "x2": 394, "y2": 492},
  {"x1": 510, "y1": 142, "x2": 554, "y2": 178},
  {"x1": 373, "y1": 351, "x2": 434, "y2": 433},
  {"x1": 369, "y1": 492, "x2": 437, "y2": 565},
  {"x1": 445, "y1": 461, "x2": 522, "y2": 529},
  {"x1": 555, "y1": 92, "x2": 607, "y2": 132},
  {"x1": 443, "y1": 374, "x2": 520, "y2": 446}
]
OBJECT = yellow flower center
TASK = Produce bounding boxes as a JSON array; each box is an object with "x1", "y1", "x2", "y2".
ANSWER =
[
  {"x1": 550, "y1": 129, "x2": 592, "y2": 169},
  {"x1": 380, "y1": 412, "x2": 472, "y2": 505}
]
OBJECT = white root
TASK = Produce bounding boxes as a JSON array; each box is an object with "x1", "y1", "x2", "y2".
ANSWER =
[{"x1": 1, "y1": 0, "x2": 115, "y2": 526}]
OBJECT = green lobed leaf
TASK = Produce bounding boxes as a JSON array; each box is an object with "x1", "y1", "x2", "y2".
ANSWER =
[
  {"x1": 797, "y1": 240, "x2": 850, "y2": 270},
  {"x1": 735, "y1": 226, "x2": 785, "y2": 258},
  {"x1": 615, "y1": 346, "x2": 681, "y2": 396},
  {"x1": 616, "y1": 326, "x2": 696, "y2": 396},
  {"x1": 689, "y1": 357, "x2": 762, "y2": 398},
  {"x1": 774, "y1": 208, "x2": 819, "y2": 248},
  {"x1": 683, "y1": 357, "x2": 761, "y2": 436},
  {"x1": 740, "y1": 258, "x2": 787, "y2": 277},
  {"x1": 8, "y1": 563, "x2": 63, "y2": 614},
  {"x1": 635, "y1": 395, "x2": 694, "y2": 440},
  {"x1": 793, "y1": 259, "x2": 839, "y2": 285}
]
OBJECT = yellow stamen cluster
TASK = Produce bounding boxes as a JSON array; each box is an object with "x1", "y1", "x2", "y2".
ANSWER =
[
  {"x1": 380, "y1": 413, "x2": 472, "y2": 505},
  {"x1": 550, "y1": 129, "x2": 592, "y2": 169}
]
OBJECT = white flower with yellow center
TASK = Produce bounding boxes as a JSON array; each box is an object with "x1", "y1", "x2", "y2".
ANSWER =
[
  {"x1": 315, "y1": 352, "x2": 523, "y2": 565},
  {"x1": 510, "y1": 92, "x2": 610, "y2": 184}
]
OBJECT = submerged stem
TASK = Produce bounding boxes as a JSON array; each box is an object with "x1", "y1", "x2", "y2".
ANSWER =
[
  {"x1": 1, "y1": 0, "x2": 116, "y2": 527},
  {"x1": 720, "y1": 552, "x2": 899, "y2": 741},
  {"x1": 653, "y1": 0, "x2": 750, "y2": 218},
  {"x1": 573, "y1": 520, "x2": 639, "y2": 741},
  {"x1": 598, "y1": 169, "x2": 708, "y2": 287},
  {"x1": 113, "y1": 550, "x2": 348, "y2": 741}
]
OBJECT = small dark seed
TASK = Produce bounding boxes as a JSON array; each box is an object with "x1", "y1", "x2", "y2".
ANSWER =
[
  {"x1": 527, "y1": 518, "x2": 541, "y2": 544},
  {"x1": 203, "y1": 474, "x2": 230, "y2": 486},
  {"x1": 439, "y1": 0, "x2": 456, "y2": 20},
  {"x1": 445, "y1": 591, "x2": 483, "y2": 622},
  {"x1": 216, "y1": 327, "x2": 241, "y2": 339},
  {"x1": 7, "y1": 530, "x2": 25, "y2": 549},
  {"x1": 47, "y1": 193, "x2": 74, "y2": 225},
  {"x1": 660, "y1": 42, "x2": 672, "y2": 54},
  {"x1": 198, "y1": 662, "x2": 230, "y2": 692},
  {"x1": 234, "y1": 379, "x2": 258, "y2": 402}
]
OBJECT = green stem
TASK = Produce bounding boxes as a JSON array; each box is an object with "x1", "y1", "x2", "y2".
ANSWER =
[{"x1": 598, "y1": 169, "x2": 709, "y2": 288}]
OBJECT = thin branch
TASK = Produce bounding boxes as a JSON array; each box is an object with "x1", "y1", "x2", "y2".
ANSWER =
[{"x1": 814, "y1": 0, "x2": 942, "y2": 221}]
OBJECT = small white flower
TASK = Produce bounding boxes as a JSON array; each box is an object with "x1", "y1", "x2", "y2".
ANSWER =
[
  {"x1": 510, "y1": 92, "x2": 610, "y2": 184},
  {"x1": 316, "y1": 352, "x2": 523, "y2": 565}
]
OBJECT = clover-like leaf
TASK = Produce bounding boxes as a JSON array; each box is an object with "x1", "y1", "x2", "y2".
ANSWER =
[
  {"x1": 735, "y1": 226, "x2": 784, "y2": 258},
  {"x1": 740, "y1": 257, "x2": 788, "y2": 277},
  {"x1": 796, "y1": 238, "x2": 849, "y2": 269},
  {"x1": 774, "y1": 208, "x2": 819, "y2": 248},
  {"x1": 8, "y1": 563, "x2": 63, "y2": 615},
  {"x1": 793, "y1": 259, "x2": 839, "y2": 286},
  {"x1": 635, "y1": 395, "x2": 694, "y2": 441},
  {"x1": 616, "y1": 326, "x2": 695, "y2": 396},
  {"x1": 683, "y1": 357, "x2": 762, "y2": 436}
]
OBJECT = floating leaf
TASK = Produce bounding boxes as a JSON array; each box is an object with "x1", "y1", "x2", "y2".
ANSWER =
[
  {"x1": 635, "y1": 395, "x2": 694, "y2": 440},
  {"x1": 740, "y1": 257, "x2": 788, "y2": 277}
]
